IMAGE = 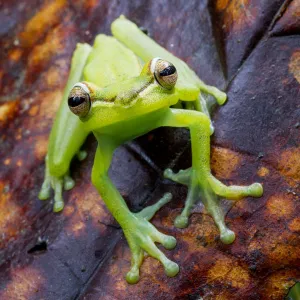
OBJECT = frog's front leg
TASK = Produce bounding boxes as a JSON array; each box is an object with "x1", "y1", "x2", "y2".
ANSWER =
[
  {"x1": 38, "y1": 43, "x2": 92, "y2": 211},
  {"x1": 161, "y1": 109, "x2": 263, "y2": 244},
  {"x1": 92, "y1": 138, "x2": 178, "y2": 284}
]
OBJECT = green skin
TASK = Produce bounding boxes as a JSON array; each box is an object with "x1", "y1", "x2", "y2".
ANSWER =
[{"x1": 39, "y1": 16, "x2": 263, "y2": 284}]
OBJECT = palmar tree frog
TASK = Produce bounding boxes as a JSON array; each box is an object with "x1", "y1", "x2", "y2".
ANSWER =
[{"x1": 39, "y1": 16, "x2": 263, "y2": 284}]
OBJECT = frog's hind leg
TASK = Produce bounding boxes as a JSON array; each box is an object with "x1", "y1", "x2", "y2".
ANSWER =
[{"x1": 159, "y1": 108, "x2": 263, "y2": 244}]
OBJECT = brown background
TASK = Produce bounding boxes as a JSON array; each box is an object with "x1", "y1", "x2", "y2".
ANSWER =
[{"x1": 0, "y1": 0, "x2": 299, "y2": 299}]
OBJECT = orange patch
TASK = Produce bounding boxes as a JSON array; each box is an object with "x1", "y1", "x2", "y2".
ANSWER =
[
  {"x1": 211, "y1": 146, "x2": 242, "y2": 179},
  {"x1": 9, "y1": 48, "x2": 23, "y2": 62},
  {"x1": 208, "y1": 256, "x2": 250, "y2": 289},
  {"x1": 0, "y1": 100, "x2": 19, "y2": 125},
  {"x1": 29, "y1": 105, "x2": 39, "y2": 116},
  {"x1": 216, "y1": 0, "x2": 230, "y2": 11},
  {"x1": 34, "y1": 135, "x2": 49, "y2": 160},
  {"x1": 222, "y1": 0, "x2": 257, "y2": 33},
  {"x1": 85, "y1": 0, "x2": 99, "y2": 11},
  {"x1": 288, "y1": 218, "x2": 300, "y2": 232},
  {"x1": 266, "y1": 194, "x2": 294, "y2": 218},
  {"x1": 44, "y1": 59, "x2": 68, "y2": 87},
  {"x1": 27, "y1": 26, "x2": 66, "y2": 69},
  {"x1": 3, "y1": 158, "x2": 11, "y2": 166},
  {"x1": 257, "y1": 166, "x2": 269, "y2": 177},
  {"x1": 264, "y1": 270, "x2": 298, "y2": 299},
  {"x1": 38, "y1": 90, "x2": 63, "y2": 119},
  {"x1": 289, "y1": 50, "x2": 300, "y2": 84},
  {"x1": 0, "y1": 182, "x2": 22, "y2": 242},
  {"x1": 0, "y1": 266, "x2": 44, "y2": 299},
  {"x1": 277, "y1": 147, "x2": 300, "y2": 187},
  {"x1": 16, "y1": 159, "x2": 23, "y2": 167},
  {"x1": 19, "y1": 0, "x2": 67, "y2": 47}
]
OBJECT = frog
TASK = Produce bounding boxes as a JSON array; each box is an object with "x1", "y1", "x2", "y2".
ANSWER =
[{"x1": 39, "y1": 16, "x2": 263, "y2": 284}]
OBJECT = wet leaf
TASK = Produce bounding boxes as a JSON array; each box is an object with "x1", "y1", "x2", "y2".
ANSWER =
[{"x1": 0, "y1": 0, "x2": 299, "y2": 299}]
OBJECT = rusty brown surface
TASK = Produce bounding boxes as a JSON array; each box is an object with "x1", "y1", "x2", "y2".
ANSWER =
[{"x1": 0, "y1": 0, "x2": 299, "y2": 299}]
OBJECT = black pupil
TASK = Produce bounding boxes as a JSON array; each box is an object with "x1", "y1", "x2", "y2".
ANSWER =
[
  {"x1": 159, "y1": 65, "x2": 176, "y2": 77},
  {"x1": 68, "y1": 96, "x2": 86, "y2": 107}
]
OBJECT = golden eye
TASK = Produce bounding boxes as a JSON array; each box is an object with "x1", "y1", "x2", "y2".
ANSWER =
[
  {"x1": 68, "y1": 83, "x2": 91, "y2": 117},
  {"x1": 152, "y1": 59, "x2": 178, "y2": 90}
]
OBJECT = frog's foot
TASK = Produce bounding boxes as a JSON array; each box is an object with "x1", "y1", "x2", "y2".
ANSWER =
[
  {"x1": 39, "y1": 168, "x2": 75, "y2": 212},
  {"x1": 164, "y1": 167, "x2": 263, "y2": 244},
  {"x1": 124, "y1": 216, "x2": 178, "y2": 284},
  {"x1": 124, "y1": 193, "x2": 178, "y2": 284}
]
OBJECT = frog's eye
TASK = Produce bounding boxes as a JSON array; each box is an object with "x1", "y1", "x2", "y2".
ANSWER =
[
  {"x1": 152, "y1": 58, "x2": 178, "y2": 90},
  {"x1": 68, "y1": 83, "x2": 91, "y2": 117}
]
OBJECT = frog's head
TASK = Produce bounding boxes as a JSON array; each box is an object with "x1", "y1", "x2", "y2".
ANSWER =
[{"x1": 68, "y1": 58, "x2": 178, "y2": 129}]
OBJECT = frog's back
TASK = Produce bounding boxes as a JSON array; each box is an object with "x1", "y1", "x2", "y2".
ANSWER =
[{"x1": 84, "y1": 34, "x2": 141, "y2": 86}]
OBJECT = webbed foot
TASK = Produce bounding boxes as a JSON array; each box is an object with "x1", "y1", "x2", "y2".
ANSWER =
[
  {"x1": 164, "y1": 167, "x2": 263, "y2": 244},
  {"x1": 124, "y1": 193, "x2": 178, "y2": 284}
]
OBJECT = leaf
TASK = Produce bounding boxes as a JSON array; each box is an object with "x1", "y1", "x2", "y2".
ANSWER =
[{"x1": 0, "y1": 0, "x2": 299, "y2": 299}]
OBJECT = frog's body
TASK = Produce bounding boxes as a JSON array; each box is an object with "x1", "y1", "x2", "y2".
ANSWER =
[{"x1": 39, "y1": 17, "x2": 263, "y2": 284}]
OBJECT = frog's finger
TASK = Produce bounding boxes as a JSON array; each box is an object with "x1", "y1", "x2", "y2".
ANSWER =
[
  {"x1": 150, "y1": 229, "x2": 177, "y2": 250},
  {"x1": 53, "y1": 178, "x2": 64, "y2": 212},
  {"x1": 126, "y1": 246, "x2": 143, "y2": 284},
  {"x1": 39, "y1": 159, "x2": 51, "y2": 200},
  {"x1": 136, "y1": 192, "x2": 172, "y2": 221},
  {"x1": 141, "y1": 238, "x2": 179, "y2": 277},
  {"x1": 38, "y1": 177, "x2": 51, "y2": 200},
  {"x1": 63, "y1": 174, "x2": 75, "y2": 191}
]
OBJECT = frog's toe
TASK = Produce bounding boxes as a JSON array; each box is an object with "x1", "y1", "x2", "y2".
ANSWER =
[
  {"x1": 220, "y1": 229, "x2": 235, "y2": 244},
  {"x1": 217, "y1": 90, "x2": 227, "y2": 105},
  {"x1": 64, "y1": 175, "x2": 75, "y2": 190},
  {"x1": 38, "y1": 188, "x2": 51, "y2": 200},
  {"x1": 164, "y1": 261, "x2": 179, "y2": 277},
  {"x1": 174, "y1": 215, "x2": 189, "y2": 228},
  {"x1": 39, "y1": 178, "x2": 51, "y2": 200},
  {"x1": 53, "y1": 200, "x2": 64, "y2": 212},
  {"x1": 126, "y1": 268, "x2": 140, "y2": 284},
  {"x1": 162, "y1": 236, "x2": 177, "y2": 250},
  {"x1": 77, "y1": 150, "x2": 87, "y2": 161},
  {"x1": 248, "y1": 183, "x2": 263, "y2": 197},
  {"x1": 163, "y1": 168, "x2": 174, "y2": 179}
]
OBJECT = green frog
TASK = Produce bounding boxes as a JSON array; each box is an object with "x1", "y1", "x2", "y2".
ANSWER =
[{"x1": 39, "y1": 16, "x2": 263, "y2": 284}]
